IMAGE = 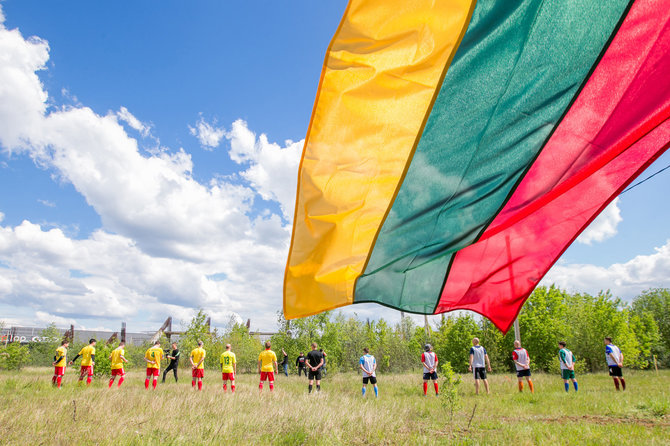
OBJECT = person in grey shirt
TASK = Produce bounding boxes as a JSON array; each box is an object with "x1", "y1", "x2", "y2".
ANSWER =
[{"x1": 468, "y1": 337, "x2": 491, "y2": 395}]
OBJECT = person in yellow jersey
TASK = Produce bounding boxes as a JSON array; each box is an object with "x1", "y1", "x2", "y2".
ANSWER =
[
  {"x1": 52, "y1": 340, "x2": 69, "y2": 388},
  {"x1": 144, "y1": 341, "x2": 164, "y2": 390},
  {"x1": 190, "y1": 340, "x2": 206, "y2": 391},
  {"x1": 108, "y1": 341, "x2": 128, "y2": 389},
  {"x1": 220, "y1": 343, "x2": 237, "y2": 393},
  {"x1": 69, "y1": 338, "x2": 96, "y2": 386},
  {"x1": 258, "y1": 340, "x2": 278, "y2": 392}
]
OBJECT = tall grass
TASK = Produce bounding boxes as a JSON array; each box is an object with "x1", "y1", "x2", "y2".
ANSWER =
[{"x1": 0, "y1": 368, "x2": 668, "y2": 445}]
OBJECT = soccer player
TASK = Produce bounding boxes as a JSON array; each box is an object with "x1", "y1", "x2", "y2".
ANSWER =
[
  {"x1": 69, "y1": 338, "x2": 96, "y2": 386},
  {"x1": 281, "y1": 349, "x2": 289, "y2": 377},
  {"x1": 421, "y1": 344, "x2": 439, "y2": 396},
  {"x1": 296, "y1": 352, "x2": 306, "y2": 377},
  {"x1": 220, "y1": 343, "x2": 236, "y2": 392},
  {"x1": 512, "y1": 340, "x2": 534, "y2": 393},
  {"x1": 52, "y1": 340, "x2": 68, "y2": 388},
  {"x1": 109, "y1": 341, "x2": 128, "y2": 389},
  {"x1": 144, "y1": 341, "x2": 164, "y2": 390},
  {"x1": 558, "y1": 341, "x2": 578, "y2": 392},
  {"x1": 162, "y1": 342, "x2": 180, "y2": 383},
  {"x1": 468, "y1": 338, "x2": 491, "y2": 395},
  {"x1": 306, "y1": 343, "x2": 324, "y2": 393},
  {"x1": 359, "y1": 347, "x2": 378, "y2": 398},
  {"x1": 258, "y1": 341, "x2": 278, "y2": 392},
  {"x1": 190, "y1": 340, "x2": 206, "y2": 391},
  {"x1": 605, "y1": 337, "x2": 626, "y2": 391}
]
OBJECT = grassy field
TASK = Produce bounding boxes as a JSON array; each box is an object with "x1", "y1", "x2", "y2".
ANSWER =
[{"x1": 0, "y1": 368, "x2": 668, "y2": 445}]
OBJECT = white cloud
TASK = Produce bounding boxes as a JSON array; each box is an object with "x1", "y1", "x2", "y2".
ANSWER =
[
  {"x1": 117, "y1": 106, "x2": 150, "y2": 137},
  {"x1": 577, "y1": 198, "x2": 622, "y2": 245},
  {"x1": 37, "y1": 199, "x2": 55, "y2": 208},
  {"x1": 226, "y1": 119, "x2": 302, "y2": 218},
  {"x1": 0, "y1": 10, "x2": 293, "y2": 331},
  {"x1": 543, "y1": 239, "x2": 670, "y2": 299},
  {"x1": 189, "y1": 116, "x2": 226, "y2": 150}
]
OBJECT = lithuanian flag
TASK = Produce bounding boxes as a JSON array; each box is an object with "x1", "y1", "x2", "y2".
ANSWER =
[{"x1": 284, "y1": 0, "x2": 670, "y2": 332}]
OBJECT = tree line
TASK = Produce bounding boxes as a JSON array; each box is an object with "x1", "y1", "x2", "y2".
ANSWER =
[{"x1": 1, "y1": 286, "x2": 668, "y2": 374}]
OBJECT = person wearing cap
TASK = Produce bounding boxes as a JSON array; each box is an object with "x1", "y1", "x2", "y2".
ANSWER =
[{"x1": 421, "y1": 344, "x2": 439, "y2": 396}]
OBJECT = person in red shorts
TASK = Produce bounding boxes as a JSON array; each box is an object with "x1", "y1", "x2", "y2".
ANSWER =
[
  {"x1": 52, "y1": 340, "x2": 69, "y2": 388},
  {"x1": 258, "y1": 341, "x2": 278, "y2": 392},
  {"x1": 108, "y1": 341, "x2": 128, "y2": 389},
  {"x1": 144, "y1": 341, "x2": 164, "y2": 390},
  {"x1": 220, "y1": 343, "x2": 237, "y2": 392},
  {"x1": 190, "y1": 340, "x2": 206, "y2": 391},
  {"x1": 69, "y1": 338, "x2": 96, "y2": 386}
]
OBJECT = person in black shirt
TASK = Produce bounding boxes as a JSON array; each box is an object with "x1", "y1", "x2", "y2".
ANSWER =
[
  {"x1": 296, "y1": 352, "x2": 307, "y2": 377},
  {"x1": 281, "y1": 349, "x2": 289, "y2": 377},
  {"x1": 306, "y1": 343, "x2": 324, "y2": 393},
  {"x1": 162, "y1": 342, "x2": 180, "y2": 383}
]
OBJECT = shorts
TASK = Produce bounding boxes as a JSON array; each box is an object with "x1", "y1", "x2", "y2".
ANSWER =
[
  {"x1": 192, "y1": 368, "x2": 205, "y2": 378},
  {"x1": 146, "y1": 368, "x2": 159, "y2": 377},
  {"x1": 111, "y1": 368, "x2": 125, "y2": 376},
  {"x1": 80, "y1": 366, "x2": 93, "y2": 377},
  {"x1": 362, "y1": 376, "x2": 377, "y2": 385},
  {"x1": 423, "y1": 371, "x2": 438, "y2": 381},
  {"x1": 608, "y1": 366, "x2": 623, "y2": 377},
  {"x1": 473, "y1": 367, "x2": 487, "y2": 380},
  {"x1": 54, "y1": 366, "x2": 65, "y2": 376},
  {"x1": 222, "y1": 372, "x2": 235, "y2": 381},
  {"x1": 516, "y1": 369, "x2": 531, "y2": 378},
  {"x1": 308, "y1": 370, "x2": 322, "y2": 380},
  {"x1": 260, "y1": 371, "x2": 275, "y2": 381},
  {"x1": 561, "y1": 369, "x2": 575, "y2": 380}
]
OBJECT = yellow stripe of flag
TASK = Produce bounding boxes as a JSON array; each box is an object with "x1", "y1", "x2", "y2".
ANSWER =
[{"x1": 284, "y1": 0, "x2": 476, "y2": 318}]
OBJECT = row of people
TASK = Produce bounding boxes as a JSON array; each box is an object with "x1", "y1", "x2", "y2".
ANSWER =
[{"x1": 52, "y1": 336, "x2": 627, "y2": 395}]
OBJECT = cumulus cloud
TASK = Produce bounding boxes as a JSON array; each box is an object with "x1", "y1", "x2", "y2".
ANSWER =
[
  {"x1": 0, "y1": 10, "x2": 292, "y2": 330},
  {"x1": 38, "y1": 199, "x2": 55, "y2": 208},
  {"x1": 543, "y1": 239, "x2": 670, "y2": 299},
  {"x1": 577, "y1": 198, "x2": 622, "y2": 245},
  {"x1": 226, "y1": 119, "x2": 302, "y2": 218},
  {"x1": 189, "y1": 116, "x2": 226, "y2": 150}
]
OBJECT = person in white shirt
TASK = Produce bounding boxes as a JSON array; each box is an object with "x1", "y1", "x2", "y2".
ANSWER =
[
  {"x1": 468, "y1": 338, "x2": 491, "y2": 395},
  {"x1": 421, "y1": 344, "x2": 439, "y2": 396},
  {"x1": 604, "y1": 337, "x2": 626, "y2": 391},
  {"x1": 359, "y1": 347, "x2": 378, "y2": 398},
  {"x1": 512, "y1": 340, "x2": 534, "y2": 393}
]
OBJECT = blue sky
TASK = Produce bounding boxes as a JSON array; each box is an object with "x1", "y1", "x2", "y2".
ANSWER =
[{"x1": 0, "y1": 1, "x2": 668, "y2": 333}]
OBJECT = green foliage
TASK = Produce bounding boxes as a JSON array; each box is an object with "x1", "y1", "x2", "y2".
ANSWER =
[
  {"x1": 92, "y1": 342, "x2": 115, "y2": 376},
  {"x1": 632, "y1": 288, "x2": 670, "y2": 366},
  {"x1": 27, "y1": 323, "x2": 62, "y2": 366},
  {"x1": 434, "y1": 314, "x2": 480, "y2": 373},
  {"x1": 0, "y1": 342, "x2": 30, "y2": 370},
  {"x1": 440, "y1": 361, "x2": 462, "y2": 421}
]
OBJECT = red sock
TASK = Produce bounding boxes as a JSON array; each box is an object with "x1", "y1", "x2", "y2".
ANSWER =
[
  {"x1": 259, "y1": 382, "x2": 263, "y2": 391},
  {"x1": 145, "y1": 378, "x2": 150, "y2": 389},
  {"x1": 86, "y1": 376, "x2": 92, "y2": 386},
  {"x1": 153, "y1": 379, "x2": 158, "y2": 389},
  {"x1": 56, "y1": 376, "x2": 62, "y2": 388},
  {"x1": 423, "y1": 382, "x2": 428, "y2": 395},
  {"x1": 192, "y1": 380, "x2": 196, "y2": 388},
  {"x1": 52, "y1": 376, "x2": 57, "y2": 385},
  {"x1": 231, "y1": 384, "x2": 235, "y2": 393},
  {"x1": 109, "y1": 379, "x2": 114, "y2": 388},
  {"x1": 269, "y1": 382, "x2": 274, "y2": 391},
  {"x1": 223, "y1": 384, "x2": 227, "y2": 391},
  {"x1": 198, "y1": 381, "x2": 202, "y2": 391},
  {"x1": 613, "y1": 378, "x2": 620, "y2": 390},
  {"x1": 620, "y1": 378, "x2": 626, "y2": 390},
  {"x1": 118, "y1": 377, "x2": 124, "y2": 388},
  {"x1": 528, "y1": 380, "x2": 534, "y2": 393},
  {"x1": 434, "y1": 382, "x2": 439, "y2": 395},
  {"x1": 518, "y1": 381, "x2": 523, "y2": 392}
]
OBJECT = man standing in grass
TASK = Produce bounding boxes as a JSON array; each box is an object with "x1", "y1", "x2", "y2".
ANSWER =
[
  {"x1": 281, "y1": 348, "x2": 289, "y2": 377},
  {"x1": 69, "y1": 338, "x2": 96, "y2": 386},
  {"x1": 421, "y1": 344, "x2": 439, "y2": 396},
  {"x1": 468, "y1": 338, "x2": 491, "y2": 395},
  {"x1": 108, "y1": 341, "x2": 128, "y2": 389},
  {"x1": 220, "y1": 343, "x2": 236, "y2": 393},
  {"x1": 296, "y1": 352, "x2": 307, "y2": 377},
  {"x1": 190, "y1": 340, "x2": 206, "y2": 391},
  {"x1": 52, "y1": 340, "x2": 68, "y2": 388},
  {"x1": 558, "y1": 341, "x2": 578, "y2": 392},
  {"x1": 605, "y1": 337, "x2": 626, "y2": 391},
  {"x1": 360, "y1": 347, "x2": 378, "y2": 398},
  {"x1": 258, "y1": 341, "x2": 278, "y2": 392},
  {"x1": 306, "y1": 342, "x2": 324, "y2": 393},
  {"x1": 512, "y1": 340, "x2": 534, "y2": 393},
  {"x1": 162, "y1": 342, "x2": 180, "y2": 383},
  {"x1": 145, "y1": 340, "x2": 164, "y2": 390}
]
